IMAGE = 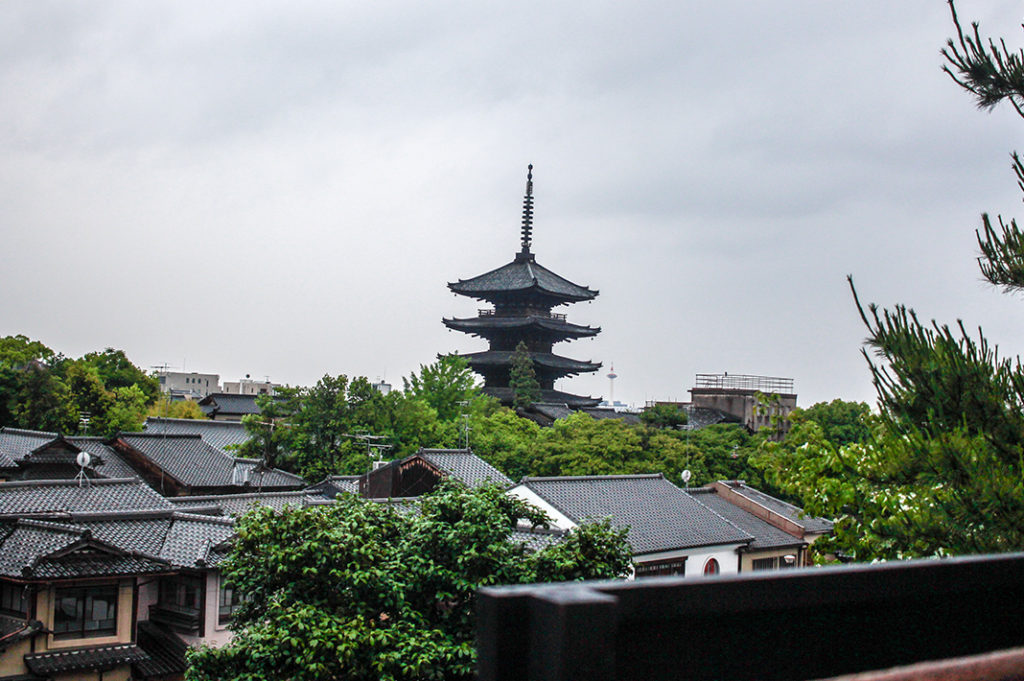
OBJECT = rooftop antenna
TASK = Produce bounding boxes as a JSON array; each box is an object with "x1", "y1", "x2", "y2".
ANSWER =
[
  {"x1": 520, "y1": 164, "x2": 534, "y2": 255},
  {"x1": 75, "y1": 451, "x2": 92, "y2": 488}
]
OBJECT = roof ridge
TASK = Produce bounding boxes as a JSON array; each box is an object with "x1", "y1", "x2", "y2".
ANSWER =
[
  {"x1": 120, "y1": 432, "x2": 203, "y2": 440},
  {"x1": 0, "y1": 477, "x2": 144, "y2": 488},
  {"x1": 66, "y1": 509, "x2": 176, "y2": 521},
  {"x1": 0, "y1": 428, "x2": 58, "y2": 437},
  {"x1": 521, "y1": 473, "x2": 665, "y2": 483},
  {"x1": 682, "y1": 489, "x2": 755, "y2": 545},
  {"x1": 171, "y1": 512, "x2": 235, "y2": 526}
]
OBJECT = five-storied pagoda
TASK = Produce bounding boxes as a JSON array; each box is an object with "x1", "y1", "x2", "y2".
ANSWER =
[{"x1": 444, "y1": 166, "x2": 602, "y2": 408}]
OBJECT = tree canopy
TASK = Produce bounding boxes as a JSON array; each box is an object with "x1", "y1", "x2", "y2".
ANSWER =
[
  {"x1": 0, "y1": 336, "x2": 158, "y2": 436},
  {"x1": 185, "y1": 480, "x2": 631, "y2": 681}
]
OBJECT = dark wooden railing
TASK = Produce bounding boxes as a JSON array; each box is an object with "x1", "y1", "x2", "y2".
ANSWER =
[{"x1": 476, "y1": 552, "x2": 1024, "y2": 681}]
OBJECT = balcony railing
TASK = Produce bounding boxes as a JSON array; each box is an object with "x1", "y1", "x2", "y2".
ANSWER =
[
  {"x1": 476, "y1": 552, "x2": 1024, "y2": 681},
  {"x1": 477, "y1": 309, "x2": 568, "y2": 321},
  {"x1": 693, "y1": 373, "x2": 794, "y2": 394}
]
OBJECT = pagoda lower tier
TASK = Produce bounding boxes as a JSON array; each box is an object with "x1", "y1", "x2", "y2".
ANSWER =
[
  {"x1": 482, "y1": 386, "x2": 602, "y2": 409},
  {"x1": 460, "y1": 349, "x2": 601, "y2": 390}
]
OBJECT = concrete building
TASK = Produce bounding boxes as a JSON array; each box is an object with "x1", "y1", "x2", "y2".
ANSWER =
[
  {"x1": 155, "y1": 371, "x2": 220, "y2": 400},
  {"x1": 688, "y1": 373, "x2": 797, "y2": 437}
]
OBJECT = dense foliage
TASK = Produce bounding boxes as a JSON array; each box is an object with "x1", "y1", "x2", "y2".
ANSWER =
[
  {"x1": 754, "y1": 3, "x2": 1024, "y2": 561},
  {"x1": 0, "y1": 335, "x2": 160, "y2": 436},
  {"x1": 508, "y1": 341, "x2": 541, "y2": 409},
  {"x1": 186, "y1": 480, "x2": 632, "y2": 681}
]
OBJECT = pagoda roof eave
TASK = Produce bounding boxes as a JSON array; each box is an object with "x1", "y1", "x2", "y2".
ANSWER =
[
  {"x1": 442, "y1": 316, "x2": 600, "y2": 337},
  {"x1": 460, "y1": 350, "x2": 601, "y2": 374},
  {"x1": 448, "y1": 255, "x2": 598, "y2": 302}
]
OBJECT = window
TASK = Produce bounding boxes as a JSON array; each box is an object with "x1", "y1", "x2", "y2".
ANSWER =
[
  {"x1": 218, "y1": 581, "x2": 245, "y2": 624},
  {"x1": 0, "y1": 582, "x2": 28, "y2": 616},
  {"x1": 752, "y1": 557, "x2": 779, "y2": 571},
  {"x1": 53, "y1": 585, "x2": 117, "y2": 639},
  {"x1": 634, "y1": 559, "x2": 687, "y2": 578},
  {"x1": 702, "y1": 558, "x2": 720, "y2": 576},
  {"x1": 158, "y1": 576, "x2": 202, "y2": 614}
]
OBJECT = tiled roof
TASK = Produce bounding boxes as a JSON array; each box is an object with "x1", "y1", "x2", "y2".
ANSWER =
[
  {"x1": 168, "y1": 490, "x2": 312, "y2": 516},
  {"x1": 197, "y1": 393, "x2": 262, "y2": 416},
  {"x1": 443, "y1": 315, "x2": 600, "y2": 338},
  {"x1": 418, "y1": 449, "x2": 512, "y2": 488},
  {"x1": 24, "y1": 643, "x2": 150, "y2": 675},
  {"x1": 449, "y1": 255, "x2": 598, "y2": 302},
  {"x1": 306, "y1": 475, "x2": 360, "y2": 499},
  {"x1": 31, "y1": 552, "x2": 170, "y2": 579},
  {"x1": 67, "y1": 438, "x2": 140, "y2": 479},
  {"x1": 0, "y1": 518, "x2": 171, "y2": 579},
  {"x1": 0, "y1": 428, "x2": 58, "y2": 462},
  {"x1": 518, "y1": 474, "x2": 753, "y2": 555},
  {"x1": 463, "y1": 350, "x2": 600, "y2": 374},
  {"x1": 0, "y1": 519, "x2": 85, "y2": 577},
  {"x1": 686, "y1": 488, "x2": 807, "y2": 550},
  {"x1": 135, "y1": 621, "x2": 187, "y2": 677},
  {"x1": 144, "y1": 417, "x2": 251, "y2": 453},
  {"x1": 0, "y1": 478, "x2": 173, "y2": 515},
  {"x1": 158, "y1": 513, "x2": 235, "y2": 567},
  {"x1": 116, "y1": 434, "x2": 302, "y2": 491},
  {"x1": 717, "y1": 480, "x2": 834, "y2": 534},
  {"x1": 511, "y1": 526, "x2": 566, "y2": 552},
  {"x1": 485, "y1": 388, "x2": 602, "y2": 409}
]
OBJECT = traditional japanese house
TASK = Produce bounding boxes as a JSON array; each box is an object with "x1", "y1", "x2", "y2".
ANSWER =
[{"x1": 444, "y1": 166, "x2": 602, "y2": 408}]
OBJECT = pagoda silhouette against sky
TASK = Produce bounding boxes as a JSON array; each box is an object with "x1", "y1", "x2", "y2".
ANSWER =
[{"x1": 444, "y1": 165, "x2": 602, "y2": 408}]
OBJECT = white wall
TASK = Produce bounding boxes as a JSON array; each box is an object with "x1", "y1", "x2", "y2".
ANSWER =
[{"x1": 507, "y1": 485, "x2": 577, "y2": 530}]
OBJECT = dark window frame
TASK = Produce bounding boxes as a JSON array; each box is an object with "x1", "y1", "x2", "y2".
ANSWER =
[
  {"x1": 158, "y1": 575, "x2": 203, "y2": 615},
  {"x1": 0, "y1": 582, "x2": 28, "y2": 617},
  {"x1": 52, "y1": 584, "x2": 118, "y2": 639}
]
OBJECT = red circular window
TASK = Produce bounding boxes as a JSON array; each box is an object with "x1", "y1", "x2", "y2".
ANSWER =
[{"x1": 703, "y1": 558, "x2": 720, "y2": 576}]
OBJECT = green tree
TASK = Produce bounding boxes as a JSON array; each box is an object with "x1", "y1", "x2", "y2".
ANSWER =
[
  {"x1": 147, "y1": 398, "x2": 208, "y2": 420},
  {"x1": 0, "y1": 336, "x2": 75, "y2": 432},
  {"x1": 404, "y1": 355, "x2": 486, "y2": 422},
  {"x1": 185, "y1": 480, "x2": 631, "y2": 681},
  {"x1": 78, "y1": 348, "x2": 160, "y2": 405},
  {"x1": 508, "y1": 341, "x2": 541, "y2": 409},
  {"x1": 640, "y1": 403, "x2": 688, "y2": 428}
]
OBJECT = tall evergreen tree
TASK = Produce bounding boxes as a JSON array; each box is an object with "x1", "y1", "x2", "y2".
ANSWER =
[{"x1": 509, "y1": 341, "x2": 541, "y2": 409}]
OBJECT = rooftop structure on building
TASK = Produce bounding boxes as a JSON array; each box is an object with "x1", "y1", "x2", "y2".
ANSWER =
[
  {"x1": 222, "y1": 377, "x2": 281, "y2": 396},
  {"x1": 687, "y1": 373, "x2": 798, "y2": 436},
  {"x1": 444, "y1": 165, "x2": 602, "y2": 409}
]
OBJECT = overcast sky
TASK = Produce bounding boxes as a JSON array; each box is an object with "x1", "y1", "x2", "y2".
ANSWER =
[{"x1": 2, "y1": 1, "x2": 1023, "y2": 409}]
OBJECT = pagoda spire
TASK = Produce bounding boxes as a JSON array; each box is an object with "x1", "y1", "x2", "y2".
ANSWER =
[{"x1": 520, "y1": 164, "x2": 534, "y2": 255}]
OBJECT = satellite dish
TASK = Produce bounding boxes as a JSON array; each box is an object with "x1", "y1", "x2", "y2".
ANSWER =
[
  {"x1": 75, "y1": 451, "x2": 91, "y2": 468},
  {"x1": 681, "y1": 469, "x2": 692, "y2": 485}
]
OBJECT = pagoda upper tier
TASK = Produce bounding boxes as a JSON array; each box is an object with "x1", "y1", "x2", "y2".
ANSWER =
[
  {"x1": 444, "y1": 165, "x2": 602, "y2": 408},
  {"x1": 447, "y1": 252, "x2": 599, "y2": 308}
]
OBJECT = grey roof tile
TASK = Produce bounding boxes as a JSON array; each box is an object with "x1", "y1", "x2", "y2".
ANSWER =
[
  {"x1": 197, "y1": 393, "x2": 262, "y2": 416},
  {"x1": 24, "y1": 643, "x2": 150, "y2": 675},
  {"x1": 718, "y1": 481, "x2": 834, "y2": 534},
  {"x1": 685, "y1": 489, "x2": 807, "y2": 550},
  {"x1": 158, "y1": 513, "x2": 235, "y2": 567},
  {"x1": 449, "y1": 256, "x2": 598, "y2": 302},
  {"x1": 136, "y1": 621, "x2": 187, "y2": 677},
  {"x1": 306, "y1": 475, "x2": 360, "y2": 499},
  {"x1": 0, "y1": 428, "x2": 58, "y2": 462},
  {"x1": 144, "y1": 417, "x2": 251, "y2": 453},
  {"x1": 117, "y1": 434, "x2": 301, "y2": 491},
  {"x1": 168, "y1": 490, "x2": 312, "y2": 516},
  {"x1": 67, "y1": 438, "x2": 140, "y2": 480},
  {"x1": 0, "y1": 479, "x2": 173, "y2": 515},
  {"x1": 418, "y1": 449, "x2": 512, "y2": 488},
  {"x1": 518, "y1": 474, "x2": 753, "y2": 555}
]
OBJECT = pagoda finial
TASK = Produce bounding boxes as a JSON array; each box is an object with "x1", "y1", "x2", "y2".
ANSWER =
[{"x1": 520, "y1": 164, "x2": 534, "y2": 254}]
